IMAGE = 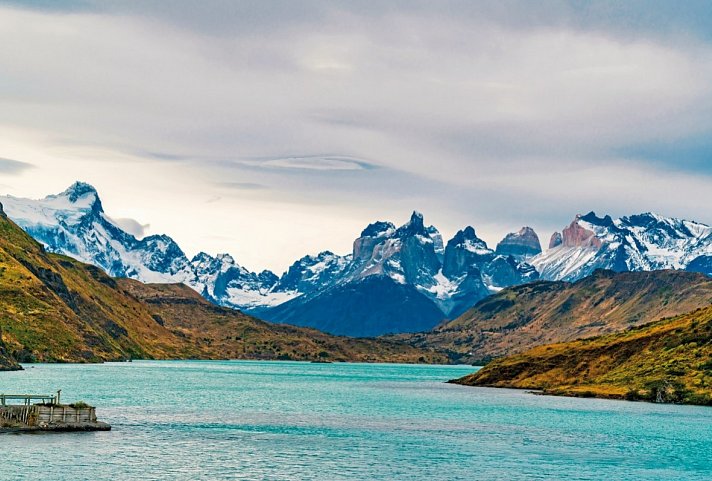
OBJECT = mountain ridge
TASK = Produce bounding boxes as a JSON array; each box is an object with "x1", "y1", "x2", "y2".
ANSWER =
[{"x1": 2, "y1": 182, "x2": 711, "y2": 337}]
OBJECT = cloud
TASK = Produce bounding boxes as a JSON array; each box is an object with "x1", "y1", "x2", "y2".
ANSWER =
[
  {"x1": 1, "y1": 1, "x2": 712, "y2": 271},
  {"x1": 217, "y1": 182, "x2": 268, "y2": 190},
  {"x1": 0, "y1": 157, "x2": 34, "y2": 174},
  {"x1": 241, "y1": 155, "x2": 377, "y2": 171},
  {"x1": 108, "y1": 217, "x2": 150, "y2": 239}
]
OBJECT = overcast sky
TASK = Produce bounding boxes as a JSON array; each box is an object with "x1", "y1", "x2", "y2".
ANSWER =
[{"x1": 1, "y1": 1, "x2": 711, "y2": 273}]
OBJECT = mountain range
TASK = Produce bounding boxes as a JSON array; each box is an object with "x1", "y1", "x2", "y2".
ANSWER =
[
  {"x1": 0, "y1": 202, "x2": 444, "y2": 366},
  {"x1": 2, "y1": 182, "x2": 711, "y2": 336}
]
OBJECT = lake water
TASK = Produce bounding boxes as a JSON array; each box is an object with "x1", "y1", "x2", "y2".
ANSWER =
[{"x1": 1, "y1": 361, "x2": 710, "y2": 480}]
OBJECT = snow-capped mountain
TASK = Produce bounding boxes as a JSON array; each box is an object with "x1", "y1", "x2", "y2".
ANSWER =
[
  {"x1": 0, "y1": 182, "x2": 197, "y2": 284},
  {"x1": 532, "y1": 212, "x2": 712, "y2": 281},
  {"x1": 189, "y1": 252, "x2": 288, "y2": 310},
  {"x1": 0, "y1": 182, "x2": 284, "y2": 309},
  {"x1": 260, "y1": 212, "x2": 540, "y2": 334},
  {"x1": 273, "y1": 251, "x2": 351, "y2": 294}
]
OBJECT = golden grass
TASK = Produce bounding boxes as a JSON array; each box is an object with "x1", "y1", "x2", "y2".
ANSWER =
[{"x1": 455, "y1": 305, "x2": 712, "y2": 405}]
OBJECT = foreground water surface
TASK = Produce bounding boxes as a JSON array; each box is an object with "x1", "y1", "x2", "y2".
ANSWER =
[{"x1": 1, "y1": 361, "x2": 710, "y2": 480}]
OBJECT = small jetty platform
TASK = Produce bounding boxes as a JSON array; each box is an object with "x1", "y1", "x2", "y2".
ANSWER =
[{"x1": 0, "y1": 391, "x2": 111, "y2": 433}]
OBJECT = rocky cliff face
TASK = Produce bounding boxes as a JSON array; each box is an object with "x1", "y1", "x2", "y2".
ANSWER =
[
  {"x1": 442, "y1": 227, "x2": 493, "y2": 278},
  {"x1": 495, "y1": 227, "x2": 542, "y2": 259}
]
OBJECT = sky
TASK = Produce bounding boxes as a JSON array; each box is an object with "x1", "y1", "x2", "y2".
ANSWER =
[{"x1": 0, "y1": 0, "x2": 711, "y2": 274}]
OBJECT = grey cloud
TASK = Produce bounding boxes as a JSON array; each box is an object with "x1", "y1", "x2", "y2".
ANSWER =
[
  {"x1": 243, "y1": 155, "x2": 378, "y2": 171},
  {"x1": 17, "y1": 1, "x2": 712, "y2": 43},
  {"x1": 0, "y1": 157, "x2": 34, "y2": 174}
]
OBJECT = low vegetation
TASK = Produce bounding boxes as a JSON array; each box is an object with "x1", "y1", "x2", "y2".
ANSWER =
[
  {"x1": 452, "y1": 305, "x2": 712, "y2": 406},
  {"x1": 398, "y1": 269, "x2": 712, "y2": 363},
  {"x1": 118, "y1": 280, "x2": 447, "y2": 364}
]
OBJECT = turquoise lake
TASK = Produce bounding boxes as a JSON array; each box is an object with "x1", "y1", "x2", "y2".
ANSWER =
[{"x1": 1, "y1": 361, "x2": 710, "y2": 480}]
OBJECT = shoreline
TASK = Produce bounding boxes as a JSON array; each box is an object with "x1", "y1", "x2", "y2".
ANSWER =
[{"x1": 447, "y1": 379, "x2": 712, "y2": 407}]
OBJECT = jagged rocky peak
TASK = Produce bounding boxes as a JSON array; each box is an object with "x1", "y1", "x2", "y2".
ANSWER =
[
  {"x1": 579, "y1": 211, "x2": 616, "y2": 228},
  {"x1": 396, "y1": 211, "x2": 428, "y2": 237},
  {"x1": 561, "y1": 214, "x2": 602, "y2": 249},
  {"x1": 442, "y1": 226, "x2": 494, "y2": 278},
  {"x1": 62, "y1": 181, "x2": 98, "y2": 201},
  {"x1": 426, "y1": 225, "x2": 445, "y2": 256},
  {"x1": 450, "y1": 226, "x2": 485, "y2": 247},
  {"x1": 215, "y1": 252, "x2": 237, "y2": 265},
  {"x1": 360, "y1": 220, "x2": 396, "y2": 238},
  {"x1": 484, "y1": 255, "x2": 539, "y2": 288},
  {"x1": 257, "y1": 270, "x2": 279, "y2": 289},
  {"x1": 191, "y1": 251, "x2": 214, "y2": 264},
  {"x1": 495, "y1": 227, "x2": 542, "y2": 259},
  {"x1": 549, "y1": 231, "x2": 563, "y2": 249},
  {"x1": 275, "y1": 250, "x2": 349, "y2": 293},
  {"x1": 620, "y1": 211, "x2": 699, "y2": 240},
  {"x1": 360, "y1": 211, "x2": 440, "y2": 285},
  {"x1": 353, "y1": 220, "x2": 395, "y2": 260},
  {"x1": 54, "y1": 181, "x2": 104, "y2": 215}
]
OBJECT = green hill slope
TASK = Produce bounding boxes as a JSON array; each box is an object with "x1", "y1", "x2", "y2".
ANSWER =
[
  {"x1": 452, "y1": 305, "x2": 712, "y2": 405},
  {"x1": 400, "y1": 269, "x2": 712, "y2": 363}
]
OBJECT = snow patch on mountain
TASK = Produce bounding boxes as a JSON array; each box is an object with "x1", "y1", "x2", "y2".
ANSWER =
[{"x1": 534, "y1": 212, "x2": 712, "y2": 280}]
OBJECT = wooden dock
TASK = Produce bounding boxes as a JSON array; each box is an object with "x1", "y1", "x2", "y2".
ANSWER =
[{"x1": 0, "y1": 392, "x2": 111, "y2": 432}]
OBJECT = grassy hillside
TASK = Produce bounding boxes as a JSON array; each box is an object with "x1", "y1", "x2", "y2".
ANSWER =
[
  {"x1": 0, "y1": 326, "x2": 20, "y2": 370},
  {"x1": 118, "y1": 280, "x2": 448, "y2": 363},
  {"x1": 399, "y1": 269, "x2": 712, "y2": 363},
  {"x1": 0, "y1": 209, "x2": 201, "y2": 363},
  {"x1": 452, "y1": 305, "x2": 712, "y2": 405}
]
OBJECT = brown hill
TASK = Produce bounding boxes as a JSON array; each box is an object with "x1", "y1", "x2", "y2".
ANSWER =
[
  {"x1": 118, "y1": 280, "x2": 447, "y2": 363},
  {"x1": 0, "y1": 209, "x2": 445, "y2": 365},
  {"x1": 399, "y1": 269, "x2": 712, "y2": 363},
  {"x1": 452, "y1": 305, "x2": 712, "y2": 405}
]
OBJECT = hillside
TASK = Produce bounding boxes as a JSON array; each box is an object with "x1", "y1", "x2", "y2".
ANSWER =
[
  {"x1": 0, "y1": 327, "x2": 20, "y2": 370},
  {"x1": 0, "y1": 205, "x2": 202, "y2": 363},
  {"x1": 118, "y1": 279, "x2": 447, "y2": 363},
  {"x1": 399, "y1": 269, "x2": 712, "y2": 363},
  {"x1": 452, "y1": 305, "x2": 712, "y2": 405},
  {"x1": 0, "y1": 204, "x2": 445, "y2": 365}
]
